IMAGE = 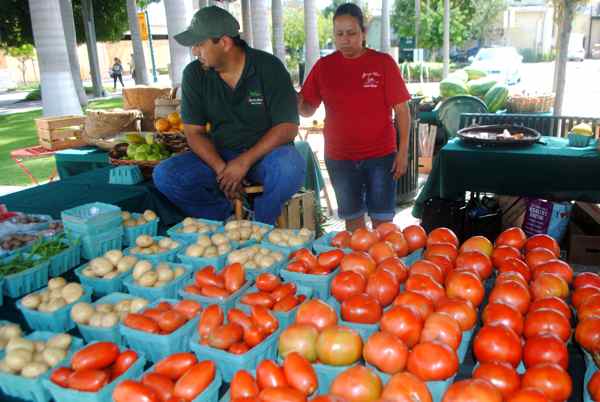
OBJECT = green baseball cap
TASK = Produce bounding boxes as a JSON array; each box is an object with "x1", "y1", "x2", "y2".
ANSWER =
[{"x1": 174, "y1": 6, "x2": 240, "y2": 47}]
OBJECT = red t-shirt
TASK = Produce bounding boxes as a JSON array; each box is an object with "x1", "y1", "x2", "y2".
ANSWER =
[{"x1": 300, "y1": 49, "x2": 411, "y2": 160}]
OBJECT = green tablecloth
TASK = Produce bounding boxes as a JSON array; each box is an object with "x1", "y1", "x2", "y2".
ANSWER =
[
  {"x1": 413, "y1": 136, "x2": 600, "y2": 217},
  {"x1": 54, "y1": 147, "x2": 110, "y2": 179}
]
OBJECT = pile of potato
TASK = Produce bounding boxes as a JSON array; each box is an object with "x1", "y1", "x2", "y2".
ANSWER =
[
  {"x1": 223, "y1": 220, "x2": 271, "y2": 243},
  {"x1": 266, "y1": 228, "x2": 314, "y2": 248},
  {"x1": 129, "y1": 235, "x2": 180, "y2": 255},
  {"x1": 0, "y1": 233, "x2": 38, "y2": 251},
  {"x1": 71, "y1": 297, "x2": 149, "y2": 328},
  {"x1": 0, "y1": 333, "x2": 72, "y2": 378},
  {"x1": 20, "y1": 278, "x2": 85, "y2": 313},
  {"x1": 0, "y1": 323, "x2": 23, "y2": 351},
  {"x1": 175, "y1": 217, "x2": 219, "y2": 234},
  {"x1": 227, "y1": 246, "x2": 285, "y2": 270},
  {"x1": 122, "y1": 210, "x2": 158, "y2": 228},
  {"x1": 80, "y1": 250, "x2": 138, "y2": 280},
  {"x1": 131, "y1": 261, "x2": 186, "y2": 288},
  {"x1": 184, "y1": 233, "x2": 232, "y2": 258}
]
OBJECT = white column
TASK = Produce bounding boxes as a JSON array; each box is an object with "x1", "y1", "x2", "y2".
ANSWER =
[
  {"x1": 380, "y1": 0, "x2": 391, "y2": 54},
  {"x1": 251, "y1": 0, "x2": 271, "y2": 52},
  {"x1": 272, "y1": 0, "x2": 285, "y2": 62},
  {"x1": 304, "y1": 0, "x2": 319, "y2": 76},
  {"x1": 242, "y1": 0, "x2": 253, "y2": 46},
  {"x1": 164, "y1": 0, "x2": 193, "y2": 87}
]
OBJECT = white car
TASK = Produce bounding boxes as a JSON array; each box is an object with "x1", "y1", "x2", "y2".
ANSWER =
[
  {"x1": 568, "y1": 34, "x2": 585, "y2": 61},
  {"x1": 468, "y1": 47, "x2": 523, "y2": 85}
]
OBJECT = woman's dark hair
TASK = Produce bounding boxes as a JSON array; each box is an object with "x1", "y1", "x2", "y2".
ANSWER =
[{"x1": 333, "y1": 3, "x2": 365, "y2": 33}]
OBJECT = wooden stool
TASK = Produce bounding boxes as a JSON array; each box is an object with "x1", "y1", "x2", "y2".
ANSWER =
[{"x1": 233, "y1": 185, "x2": 286, "y2": 227}]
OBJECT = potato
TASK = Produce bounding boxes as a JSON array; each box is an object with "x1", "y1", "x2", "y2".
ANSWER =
[
  {"x1": 81, "y1": 266, "x2": 95, "y2": 277},
  {"x1": 196, "y1": 235, "x2": 212, "y2": 248},
  {"x1": 133, "y1": 261, "x2": 152, "y2": 280},
  {"x1": 149, "y1": 244, "x2": 160, "y2": 253},
  {"x1": 138, "y1": 271, "x2": 158, "y2": 287},
  {"x1": 71, "y1": 302, "x2": 94, "y2": 324},
  {"x1": 0, "y1": 339, "x2": 6, "y2": 350},
  {"x1": 61, "y1": 283, "x2": 84, "y2": 304},
  {"x1": 299, "y1": 228, "x2": 313, "y2": 239},
  {"x1": 169, "y1": 241, "x2": 180, "y2": 250},
  {"x1": 103, "y1": 271, "x2": 119, "y2": 279},
  {"x1": 182, "y1": 217, "x2": 196, "y2": 226},
  {"x1": 89, "y1": 313, "x2": 104, "y2": 327},
  {"x1": 259, "y1": 247, "x2": 271, "y2": 255},
  {"x1": 104, "y1": 250, "x2": 123, "y2": 266},
  {"x1": 130, "y1": 247, "x2": 142, "y2": 254},
  {"x1": 204, "y1": 246, "x2": 218, "y2": 258},
  {"x1": 288, "y1": 236, "x2": 304, "y2": 247},
  {"x1": 0, "y1": 324, "x2": 22, "y2": 341},
  {"x1": 186, "y1": 244, "x2": 204, "y2": 257},
  {"x1": 211, "y1": 233, "x2": 227, "y2": 246},
  {"x1": 173, "y1": 266, "x2": 186, "y2": 278},
  {"x1": 37, "y1": 303, "x2": 51, "y2": 313},
  {"x1": 34, "y1": 342, "x2": 46, "y2": 353},
  {"x1": 153, "y1": 280, "x2": 168, "y2": 288},
  {"x1": 136, "y1": 235, "x2": 154, "y2": 248},
  {"x1": 96, "y1": 304, "x2": 113, "y2": 313},
  {"x1": 143, "y1": 210, "x2": 157, "y2": 221},
  {"x1": 217, "y1": 244, "x2": 231, "y2": 255},
  {"x1": 47, "y1": 277, "x2": 67, "y2": 291},
  {"x1": 47, "y1": 298, "x2": 67, "y2": 312},
  {"x1": 90, "y1": 257, "x2": 114, "y2": 276},
  {"x1": 156, "y1": 266, "x2": 174, "y2": 282},
  {"x1": 271, "y1": 252, "x2": 284, "y2": 262},
  {"x1": 140, "y1": 248, "x2": 154, "y2": 255},
  {"x1": 21, "y1": 362, "x2": 49, "y2": 378},
  {"x1": 225, "y1": 221, "x2": 240, "y2": 231},
  {"x1": 49, "y1": 288, "x2": 63, "y2": 300},
  {"x1": 158, "y1": 238, "x2": 173, "y2": 249},
  {"x1": 130, "y1": 298, "x2": 149, "y2": 313},
  {"x1": 239, "y1": 227, "x2": 252, "y2": 240},
  {"x1": 46, "y1": 334, "x2": 71, "y2": 350},
  {"x1": 114, "y1": 300, "x2": 131, "y2": 313},
  {"x1": 136, "y1": 218, "x2": 147, "y2": 226},
  {"x1": 228, "y1": 252, "x2": 248, "y2": 265},
  {"x1": 6, "y1": 349, "x2": 33, "y2": 371},
  {"x1": 182, "y1": 224, "x2": 198, "y2": 233},
  {"x1": 33, "y1": 352, "x2": 46, "y2": 363},
  {"x1": 6, "y1": 337, "x2": 34, "y2": 353},
  {"x1": 101, "y1": 313, "x2": 119, "y2": 328},
  {"x1": 268, "y1": 231, "x2": 282, "y2": 244},
  {"x1": 21, "y1": 294, "x2": 41, "y2": 310},
  {"x1": 258, "y1": 256, "x2": 275, "y2": 269},
  {"x1": 124, "y1": 219, "x2": 137, "y2": 228},
  {"x1": 0, "y1": 359, "x2": 16, "y2": 374},
  {"x1": 42, "y1": 347, "x2": 66, "y2": 367},
  {"x1": 117, "y1": 256, "x2": 137, "y2": 273},
  {"x1": 121, "y1": 211, "x2": 132, "y2": 221}
]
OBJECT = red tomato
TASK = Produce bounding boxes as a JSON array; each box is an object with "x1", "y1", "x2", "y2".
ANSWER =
[
  {"x1": 310, "y1": 265, "x2": 335, "y2": 275},
  {"x1": 341, "y1": 294, "x2": 383, "y2": 324},
  {"x1": 482, "y1": 302, "x2": 524, "y2": 335},
  {"x1": 287, "y1": 260, "x2": 310, "y2": 273},
  {"x1": 442, "y1": 378, "x2": 502, "y2": 402},
  {"x1": 427, "y1": 227, "x2": 459, "y2": 248},
  {"x1": 576, "y1": 316, "x2": 600, "y2": 352},
  {"x1": 271, "y1": 283, "x2": 297, "y2": 303},
  {"x1": 528, "y1": 296, "x2": 572, "y2": 321},
  {"x1": 575, "y1": 272, "x2": 600, "y2": 289},
  {"x1": 445, "y1": 270, "x2": 484, "y2": 307},
  {"x1": 505, "y1": 388, "x2": 548, "y2": 402},
  {"x1": 113, "y1": 380, "x2": 160, "y2": 402},
  {"x1": 273, "y1": 295, "x2": 302, "y2": 312},
  {"x1": 194, "y1": 266, "x2": 224, "y2": 288},
  {"x1": 256, "y1": 273, "x2": 282, "y2": 292},
  {"x1": 495, "y1": 227, "x2": 527, "y2": 249},
  {"x1": 381, "y1": 372, "x2": 432, "y2": 402},
  {"x1": 111, "y1": 350, "x2": 138, "y2": 380},
  {"x1": 491, "y1": 245, "x2": 522, "y2": 268},
  {"x1": 572, "y1": 286, "x2": 600, "y2": 310},
  {"x1": 331, "y1": 231, "x2": 351, "y2": 248},
  {"x1": 378, "y1": 257, "x2": 409, "y2": 284},
  {"x1": 530, "y1": 272, "x2": 569, "y2": 300},
  {"x1": 259, "y1": 387, "x2": 308, "y2": 402},
  {"x1": 424, "y1": 254, "x2": 454, "y2": 278},
  {"x1": 228, "y1": 342, "x2": 250, "y2": 354},
  {"x1": 455, "y1": 251, "x2": 493, "y2": 280},
  {"x1": 410, "y1": 260, "x2": 444, "y2": 283},
  {"x1": 154, "y1": 353, "x2": 198, "y2": 380},
  {"x1": 283, "y1": 352, "x2": 318, "y2": 395},
  {"x1": 532, "y1": 259, "x2": 573, "y2": 284},
  {"x1": 316, "y1": 326, "x2": 363, "y2": 366},
  {"x1": 158, "y1": 310, "x2": 187, "y2": 334},
  {"x1": 350, "y1": 228, "x2": 379, "y2": 252},
  {"x1": 197, "y1": 304, "x2": 224, "y2": 340},
  {"x1": 579, "y1": 293, "x2": 600, "y2": 321},
  {"x1": 473, "y1": 324, "x2": 522, "y2": 368},
  {"x1": 208, "y1": 323, "x2": 244, "y2": 350},
  {"x1": 295, "y1": 299, "x2": 337, "y2": 331},
  {"x1": 231, "y1": 370, "x2": 260, "y2": 399},
  {"x1": 366, "y1": 268, "x2": 400, "y2": 307},
  {"x1": 495, "y1": 271, "x2": 528, "y2": 288},
  {"x1": 525, "y1": 247, "x2": 557, "y2": 270},
  {"x1": 589, "y1": 371, "x2": 600, "y2": 402},
  {"x1": 368, "y1": 241, "x2": 396, "y2": 264},
  {"x1": 244, "y1": 324, "x2": 267, "y2": 348},
  {"x1": 363, "y1": 331, "x2": 408, "y2": 374},
  {"x1": 419, "y1": 312, "x2": 462, "y2": 350},
  {"x1": 435, "y1": 297, "x2": 477, "y2": 331},
  {"x1": 524, "y1": 234, "x2": 560, "y2": 257},
  {"x1": 318, "y1": 249, "x2": 344, "y2": 270},
  {"x1": 521, "y1": 363, "x2": 572, "y2": 402},
  {"x1": 292, "y1": 249, "x2": 318, "y2": 271},
  {"x1": 375, "y1": 222, "x2": 398, "y2": 239},
  {"x1": 227, "y1": 308, "x2": 253, "y2": 332},
  {"x1": 278, "y1": 323, "x2": 319, "y2": 362},
  {"x1": 173, "y1": 361, "x2": 216, "y2": 400},
  {"x1": 384, "y1": 231, "x2": 410, "y2": 257},
  {"x1": 488, "y1": 280, "x2": 531, "y2": 314},
  {"x1": 459, "y1": 236, "x2": 494, "y2": 257},
  {"x1": 405, "y1": 273, "x2": 445, "y2": 304},
  {"x1": 330, "y1": 365, "x2": 382, "y2": 402},
  {"x1": 340, "y1": 251, "x2": 376, "y2": 278},
  {"x1": 173, "y1": 300, "x2": 202, "y2": 320},
  {"x1": 251, "y1": 305, "x2": 279, "y2": 334},
  {"x1": 331, "y1": 271, "x2": 367, "y2": 302},
  {"x1": 72, "y1": 342, "x2": 119, "y2": 371},
  {"x1": 223, "y1": 262, "x2": 246, "y2": 293},
  {"x1": 124, "y1": 313, "x2": 160, "y2": 333},
  {"x1": 50, "y1": 367, "x2": 73, "y2": 388},
  {"x1": 472, "y1": 361, "x2": 520, "y2": 398},
  {"x1": 142, "y1": 372, "x2": 175, "y2": 401},
  {"x1": 67, "y1": 369, "x2": 109, "y2": 392},
  {"x1": 523, "y1": 333, "x2": 568, "y2": 369},
  {"x1": 200, "y1": 284, "x2": 230, "y2": 298},
  {"x1": 143, "y1": 308, "x2": 165, "y2": 322},
  {"x1": 524, "y1": 307, "x2": 571, "y2": 342},
  {"x1": 380, "y1": 305, "x2": 424, "y2": 348},
  {"x1": 402, "y1": 224, "x2": 427, "y2": 252},
  {"x1": 240, "y1": 291, "x2": 275, "y2": 308},
  {"x1": 183, "y1": 284, "x2": 202, "y2": 295},
  {"x1": 496, "y1": 257, "x2": 531, "y2": 282},
  {"x1": 392, "y1": 290, "x2": 434, "y2": 320},
  {"x1": 424, "y1": 243, "x2": 458, "y2": 263},
  {"x1": 257, "y1": 360, "x2": 288, "y2": 389},
  {"x1": 154, "y1": 302, "x2": 172, "y2": 312},
  {"x1": 406, "y1": 341, "x2": 458, "y2": 381}
]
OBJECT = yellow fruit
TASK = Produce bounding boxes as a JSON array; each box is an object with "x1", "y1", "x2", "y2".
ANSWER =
[
  {"x1": 155, "y1": 118, "x2": 170, "y2": 132},
  {"x1": 167, "y1": 112, "x2": 181, "y2": 126},
  {"x1": 572, "y1": 123, "x2": 593, "y2": 136},
  {"x1": 177, "y1": 122, "x2": 184, "y2": 132}
]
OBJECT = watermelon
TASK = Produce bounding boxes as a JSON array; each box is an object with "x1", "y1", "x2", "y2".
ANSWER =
[
  {"x1": 440, "y1": 77, "x2": 468, "y2": 98},
  {"x1": 484, "y1": 84, "x2": 509, "y2": 112},
  {"x1": 467, "y1": 77, "x2": 497, "y2": 97},
  {"x1": 448, "y1": 69, "x2": 469, "y2": 83},
  {"x1": 464, "y1": 67, "x2": 487, "y2": 80}
]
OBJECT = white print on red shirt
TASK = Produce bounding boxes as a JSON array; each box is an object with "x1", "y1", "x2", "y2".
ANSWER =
[{"x1": 362, "y1": 72, "x2": 381, "y2": 88}]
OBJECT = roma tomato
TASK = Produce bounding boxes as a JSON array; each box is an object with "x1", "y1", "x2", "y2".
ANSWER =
[
  {"x1": 173, "y1": 361, "x2": 216, "y2": 400},
  {"x1": 340, "y1": 251, "x2": 376, "y2": 278},
  {"x1": 366, "y1": 268, "x2": 399, "y2": 307},
  {"x1": 419, "y1": 312, "x2": 462, "y2": 351},
  {"x1": 427, "y1": 227, "x2": 459, "y2": 248},
  {"x1": 316, "y1": 326, "x2": 363, "y2": 366},
  {"x1": 368, "y1": 241, "x2": 396, "y2": 264},
  {"x1": 292, "y1": 249, "x2": 318, "y2": 271},
  {"x1": 331, "y1": 231, "x2": 351, "y2": 248},
  {"x1": 331, "y1": 271, "x2": 367, "y2": 303},
  {"x1": 67, "y1": 369, "x2": 109, "y2": 392},
  {"x1": 318, "y1": 249, "x2": 344, "y2": 270},
  {"x1": 482, "y1": 302, "x2": 524, "y2": 335},
  {"x1": 435, "y1": 297, "x2": 477, "y2": 331},
  {"x1": 287, "y1": 260, "x2": 310, "y2": 273},
  {"x1": 154, "y1": 352, "x2": 198, "y2": 380},
  {"x1": 445, "y1": 271, "x2": 484, "y2": 307},
  {"x1": 228, "y1": 342, "x2": 250, "y2": 354},
  {"x1": 240, "y1": 291, "x2": 275, "y2": 308},
  {"x1": 194, "y1": 266, "x2": 224, "y2": 288},
  {"x1": 363, "y1": 331, "x2": 408, "y2": 374},
  {"x1": 441, "y1": 378, "x2": 502, "y2": 402},
  {"x1": 200, "y1": 284, "x2": 230, "y2": 298},
  {"x1": 256, "y1": 273, "x2": 281, "y2": 292},
  {"x1": 472, "y1": 361, "x2": 520, "y2": 398},
  {"x1": 393, "y1": 290, "x2": 434, "y2": 320},
  {"x1": 341, "y1": 294, "x2": 383, "y2": 324},
  {"x1": 381, "y1": 372, "x2": 432, "y2": 402},
  {"x1": 257, "y1": 360, "x2": 288, "y2": 389},
  {"x1": 295, "y1": 299, "x2": 337, "y2": 331},
  {"x1": 111, "y1": 350, "x2": 138, "y2": 380},
  {"x1": 208, "y1": 323, "x2": 244, "y2": 350},
  {"x1": 50, "y1": 367, "x2": 73, "y2": 388},
  {"x1": 521, "y1": 363, "x2": 572, "y2": 402},
  {"x1": 113, "y1": 380, "x2": 159, "y2": 402},
  {"x1": 227, "y1": 308, "x2": 253, "y2": 331},
  {"x1": 71, "y1": 342, "x2": 119, "y2": 371},
  {"x1": 142, "y1": 372, "x2": 175, "y2": 401},
  {"x1": 350, "y1": 228, "x2": 379, "y2": 252},
  {"x1": 230, "y1": 370, "x2": 259, "y2": 399},
  {"x1": 377, "y1": 257, "x2": 409, "y2": 284},
  {"x1": 223, "y1": 262, "x2": 245, "y2": 293},
  {"x1": 197, "y1": 304, "x2": 224, "y2": 340},
  {"x1": 244, "y1": 325, "x2": 267, "y2": 348},
  {"x1": 523, "y1": 307, "x2": 571, "y2": 342},
  {"x1": 473, "y1": 324, "x2": 522, "y2": 368},
  {"x1": 124, "y1": 313, "x2": 160, "y2": 333},
  {"x1": 523, "y1": 333, "x2": 568, "y2": 369},
  {"x1": 407, "y1": 341, "x2": 458, "y2": 381},
  {"x1": 380, "y1": 305, "x2": 423, "y2": 348},
  {"x1": 273, "y1": 295, "x2": 303, "y2": 312},
  {"x1": 158, "y1": 310, "x2": 187, "y2": 334},
  {"x1": 455, "y1": 251, "x2": 493, "y2": 280},
  {"x1": 283, "y1": 352, "x2": 318, "y2": 395},
  {"x1": 495, "y1": 227, "x2": 527, "y2": 249},
  {"x1": 271, "y1": 283, "x2": 297, "y2": 303},
  {"x1": 259, "y1": 387, "x2": 307, "y2": 402},
  {"x1": 173, "y1": 300, "x2": 202, "y2": 320},
  {"x1": 330, "y1": 365, "x2": 382, "y2": 402},
  {"x1": 251, "y1": 305, "x2": 279, "y2": 334},
  {"x1": 402, "y1": 224, "x2": 427, "y2": 252}
]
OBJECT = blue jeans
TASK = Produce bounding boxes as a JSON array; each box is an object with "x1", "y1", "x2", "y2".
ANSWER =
[{"x1": 153, "y1": 145, "x2": 305, "y2": 224}]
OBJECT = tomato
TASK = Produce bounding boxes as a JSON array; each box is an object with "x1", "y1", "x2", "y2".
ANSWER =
[
  {"x1": 67, "y1": 369, "x2": 109, "y2": 392},
  {"x1": 482, "y1": 302, "x2": 524, "y2": 335},
  {"x1": 50, "y1": 367, "x2": 73, "y2": 388},
  {"x1": 158, "y1": 310, "x2": 187, "y2": 334},
  {"x1": 194, "y1": 266, "x2": 225, "y2": 288},
  {"x1": 278, "y1": 323, "x2": 320, "y2": 362},
  {"x1": 380, "y1": 305, "x2": 424, "y2": 348},
  {"x1": 111, "y1": 350, "x2": 138, "y2": 380},
  {"x1": 366, "y1": 268, "x2": 399, "y2": 307},
  {"x1": 496, "y1": 227, "x2": 527, "y2": 249},
  {"x1": 197, "y1": 304, "x2": 224, "y2": 340},
  {"x1": 173, "y1": 361, "x2": 216, "y2": 400},
  {"x1": 472, "y1": 361, "x2": 520, "y2": 398},
  {"x1": 524, "y1": 307, "x2": 570, "y2": 342},
  {"x1": 271, "y1": 283, "x2": 297, "y2": 303},
  {"x1": 331, "y1": 231, "x2": 352, "y2": 248},
  {"x1": 524, "y1": 234, "x2": 560, "y2": 257},
  {"x1": 340, "y1": 251, "x2": 376, "y2": 278},
  {"x1": 521, "y1": 363, "x2": 572, "y2": 402},
  {"x1": 363, "y1": 331, "x2": 408, "y2": 374},
  {"x1": 155, "y1": 302, "x2": 172, "y2": 312},
  {"x1": 259, "y1": 387, "x2": 307, "y2": 402},
  {"x1": 310, "y1": 396, "x2": 347, "y2": 402},
  {"x1": 459, "y1": 236, "x2": 494, "y2": 257},
  {"x1": 528, "y1": 296, "x2": 572, "y2": 321},
  {"x1": 384, "y1": 231, "x2": 410, "y2": 257},
  {"x1": 283, "y1": 352, "x2": 318, "y2": 395},
  {"x1": 143, "y1": 308, "x2": 165, "y2": 322},
  {"x1": 445, "y1": 270, "x2": 484, "y2": 307},
  {"x1": 381, "y1": 372, "x2": 432, "y2": 402},
  {"x1": 436, "y1": 297, "x2": 477, "y2": 331},
  {"x1": 455, "y1": 251, "x2": 493, "y2": 280},
  {"x1": 341, "y1": 294, "x2": 383, "y2": 324},
  {"x1": 495, "y1": 271, "x2": 528, "y2": 288},
  {"x1": 350, "y1": 228, "x2": 379, "y2": 252},
  {"x1": 256, "y1": 360, "x2": 287, "y2": 389},
  {"x1": 473, "y1": 324, "x2": 522, "y2": 368},
  {"x1": 505, "y1": 388, "x2": 548, "y2": 402},
  {"x1": 424, "y1": 243, "x2": 458, "y2": 263},
  {"x1": 223, "y1": 262, "x2": 245, "y2": 293},
  {"x1": 318, "y1": 249, "x2": 345, "y2": 270},
  {"x1": 407, "y1": 341, "x2": 458, "y2": 381},
  {"x1": 124, "y1": 313, "x2": 160, "y2": 333},
  {"x1": 533, "y1": 259, "x2": 573, "y2": 284},
  {"x1": 183, "y1": 284, "x2": 202, "y2": 295},
  {"x1": 368, "y1": 241, "x2": 396, "y2": 264},
  {"x1": 492, "y1": 245, "x2": 522, "y2": 268},
  {"x1": 576, "y1": 316, "x2": 600, "y2": 352},
  {"x1": 573, "y1": 286, "x2": 600, "y2": 310},
  {"x1": 393, "y1": 290, "x2": 434, "y2": 320},
  {"x1": 240, "y1": 291, "x2": 275, "y2": 308},
  {"x1": 406, "y1": 273, "x2": 445, "y2": 304},
  {"x1": 292, "y1": 249, "x2": 318, "y2": 271},
  {"x1": 488, "y1": 280, "x2": 531, "y2": 314},
  {"x1": 427, "y1": 227, "x2": 459, "y2": 248},
  {"x1": 524, "y1": 333, "x2": 568, "y2": 370},
  {"x1": 251, "y1": 305, "x2": 279, "y2": 334},
  {"x1": 273, "y1": 295, "x2": 303, "y2": 312},
  {"x1": 331, "y1": 271, "x2": 366, "y2": 303},
  {"x1": 402, "y1": 225, "x2": 427, "y2": 252},
  {"x1": 442, "y1": 378, "x2": 502, "y2": 402},
  {"x1": 316, "y1": 325, "x2": 363, "y2": 366},
  {"x1": 113, "y1": 380, "x2": 160, "y2": 402},
  {"x1": 310, "y1": 265, "x2": 334, "y2": 275},
  {"x1": 142, "y1": 372, "x2": 175, "y2": 401},
  {"x1": 378, "y1": 257, "x2": 409, "y2": 282},
  {"x1": 244, "y1": 324, "x2": 267, "y2": 348},
  {"x1": 525, "y1": 247, "x2": 556, "y2": 270},
  {"x1": 231, "y1": 370, "x2": 259, "y2": 399},
  {"x1": 256, "y1": 273, "x2": 282, "y2": 292},
  {"x1": 531, "y1": 273, "x2": 569, "y2": 300},
  {"x1": 72, "y1": 342, "x2": 119, "y2": 371},
  {"x1": 200, "y1": 284, "x2": 230, "y2": 298},
  {"x1": 410, "y1": 260, "x2": 444, "y2": 283},
  {"x1": 229, "y1": 342, "x2": 250, "y2": 354},
  {"x1": 154, "y1": 353, "x2": 198, "y2": 380},
  {"x1": 295, "y1": 299, "x2": 337, "y2": 331},
  {"x1": 287, "y1": 260, "x2": 310, "y2": 273},
  {"x1": 589, "y1": 370, "x2": 600, "y2": 402},
  {"x1": 208, "y1": 323, "x2": 244, "y2": 350},
  {"x1": 173, "y1": 300, "x2": 202, "y2": 320},
  {"x1": 497, "y1": 257, "x2": 531, "y2": 282},
  {"x1": 575, "y1": 272, "x2": 600, "y2": 289},
  {"x1": 419, "y1": 312, "x2": 462, "y2": 350},
  {"x1": 579, "y1": 293, "x2": 600, "y2": 321},
  {"x1": 227, "y1": 308, "x2": 253, "y2": 331},
  {"x1": 375, "y1": 222, "x2": 398, "y2": 238},
  {"x1": 330, "y1": 365, "x2": 382, "y2": 402}
]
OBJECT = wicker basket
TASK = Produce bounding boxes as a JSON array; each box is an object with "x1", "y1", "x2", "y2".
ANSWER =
[{"x1": 507, "y1": 94, "x2": 555, "y2": 113}]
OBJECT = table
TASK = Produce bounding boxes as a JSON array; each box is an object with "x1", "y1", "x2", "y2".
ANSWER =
[
  {"x1": 413, "y1": 136, "x2": 600, "y2": 217},
  {"x1": 10, "y1": 146, "x2": 58, "y2": 184},
  {"x1": 54, "y1": 147, "x2": 109, "y2": 179}
]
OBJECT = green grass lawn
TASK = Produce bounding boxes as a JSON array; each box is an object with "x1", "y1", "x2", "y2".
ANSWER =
[{"x1": 0, "y1": 97, "x2": 123, "y2": 186}]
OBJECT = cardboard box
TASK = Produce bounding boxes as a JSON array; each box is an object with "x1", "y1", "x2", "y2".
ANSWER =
[{"x1": 568, "y1": 202, "x2": 600, "y2": 265}]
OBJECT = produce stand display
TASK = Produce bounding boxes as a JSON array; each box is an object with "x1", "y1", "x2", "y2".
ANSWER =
[{"x1": 0, "y1": 202, "x2": 594, "y2": 401}]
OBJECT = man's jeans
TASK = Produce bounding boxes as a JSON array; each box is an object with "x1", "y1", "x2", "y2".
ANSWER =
[{"x1": 153, "y1": 145, "x2": 306, "y2": 224}]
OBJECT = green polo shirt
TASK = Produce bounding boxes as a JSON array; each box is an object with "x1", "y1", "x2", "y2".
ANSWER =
[{"x1": 180, "y1": 45, "x2": 299, "y2": 151}]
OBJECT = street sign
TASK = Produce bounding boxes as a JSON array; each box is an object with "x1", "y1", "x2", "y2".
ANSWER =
[{"x1": 137, "y1": 12, "x2": 148, "y2": 41}]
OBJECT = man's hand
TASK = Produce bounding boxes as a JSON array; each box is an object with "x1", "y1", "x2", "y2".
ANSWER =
[
  {"x1": 217, "y1": 155, "x2": 251, "y2": 197},
  {"x1": 391, "y1": 152, "x2": 408, "y2": 179}
]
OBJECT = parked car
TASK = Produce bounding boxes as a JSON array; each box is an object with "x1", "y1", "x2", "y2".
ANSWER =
[
  {"x1": 468, "y1": 47, "x2": 523, "y2": 85},
  {"x1": 568, "y1": 33, "x2": 585, "y2": 61}
]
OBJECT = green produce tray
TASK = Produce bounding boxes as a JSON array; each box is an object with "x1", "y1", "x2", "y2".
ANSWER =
[{"x1": 1, "y1": 254, "x2": 49, "y2": 298}]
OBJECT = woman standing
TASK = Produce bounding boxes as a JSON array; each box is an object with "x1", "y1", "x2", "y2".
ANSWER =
[
  {"x1": 111, "y1": 58, "x2": 125, "y2": 90},
  {"x1": 299, "y1": 3, "x2": 411, "y2": 231}
]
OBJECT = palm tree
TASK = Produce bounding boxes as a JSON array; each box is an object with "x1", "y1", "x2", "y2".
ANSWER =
[
  {"x1": 251, "y1": 0, "x2": 271, "y2": 52},
  {"x1": 272, "y1": 0, "x2": 285, "y2": 62},
  {"x1": 164, "y1": 0, "x2": 193, "y2": 87},
  {"x1": 29, "y1": 0, "x2": 82, "y2": 116},
  {"x1": 59, "y1": 0, "x2": 87, "y2": 106},
  {"x1": 241, "y1": 0, "x2": 253, "y2": 46},
  {"x1": 381, "y1": 0, "x2": 391, "y2": 53},
  {"x1": 442, "y1": 0, "x2": 450, "y2": 77},
  {"x1": 126, "y1": 0, "x2": 149, "y2": 85},
  {"x1": 304, "y1": 0, "x2": 319, "y2": 76}
]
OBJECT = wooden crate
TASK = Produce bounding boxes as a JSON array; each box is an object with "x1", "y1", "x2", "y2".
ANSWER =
[
  {"x1": 35, "y1": 115, "x2": 86, "y2": 150},
  {"x1": 277, "y1": 190, "x2": 316, "y2": 230}
]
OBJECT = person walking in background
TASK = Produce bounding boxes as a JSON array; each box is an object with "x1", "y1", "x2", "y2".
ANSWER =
[{"x1": 111, "y1": 58, "x2": 125, "y2": 90}]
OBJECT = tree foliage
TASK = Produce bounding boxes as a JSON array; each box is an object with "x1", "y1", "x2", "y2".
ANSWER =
[
  {"x1": 6, "y1": 44, "x2": 35, "y2": 83},
  {"x1": 284, "y1": 6, "x2": 333, "y2": 65}
]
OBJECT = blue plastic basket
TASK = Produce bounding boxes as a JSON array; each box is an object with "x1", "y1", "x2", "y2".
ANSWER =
[
  {"x1": 190, "y1": 325, "x2": 281, "y2": 382},
  {"x1": 568, "y1": 132, "x2": 594, "y2": 148},
  {"x1": 123, "y1": 213, "x2": 160, "y2": 246},
  {"x1": 42, "y1": 343, "x2": 146, "y2": 402},
  {"x1": 47, "y1": 240, "x2": 81, "y2": 277},
  {"x1": 17, "y1": 287, "x2": 92, "y2": 332},
  {"x1": 109, "y1": 165, "x2": 144, "y2": 185},
  {"x1": 179, "y1": 280, "x2": 252, "y2": 315},
  {"x1": 177, "y1": 252, "x2": 229, "y2": 271},
  {"x1": 61, "y1": 202, "x2": 122, "y2": 226},
  {"x1": 327, "y1": 298, "x2": 378, "y2": 342},
  {"x1": 312, "y1": 231, "x2": 352, "y2": 255},
  {"x1": 280, "y1": 267, "x2": 339, "y2": 300},
  {"x1": 260, "y1": 229, "x2": 316, "y2": 255},
  {"x1": 75, "y1": 263, "x2": 130, "y2": 296},
  {"x1": 75, "y1": 227, "x2": 124, "y2": 260},
  {"x1": 401, "y1": 248, "x2": 424, "y2": 266},
  {"x1": 123, "y1": 263, "x2": 191, "y2": 299},
  {"x1": 167, "y1": 219, "x2": 223, "y2": 243},
  {"x1": 585, "y1": 358, "x2": 597, "y2": 402},
  {"x1": 120, "y1": 298, "x2": 199, "y2": 363},
  {"x1": 124, "y1": 236, "x2": 184, "y2": 263},
  {"x1": 457, "y1": 328, "x2": 474, "y2": 364},
  {"x1": 1, "y1": 254, "x2": 49, "y2": 298}
]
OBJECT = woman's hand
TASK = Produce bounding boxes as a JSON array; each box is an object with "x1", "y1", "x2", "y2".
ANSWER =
[{"x1": 391, "y1": 152, "x2": 408, "y2": 179}]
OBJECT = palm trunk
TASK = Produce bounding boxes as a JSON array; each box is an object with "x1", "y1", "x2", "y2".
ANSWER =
[
  {"x1": 381, "y1": 0, "x2": 391, "y2": 54},
  {"x1": 442, "y1": 0, "x2": 450, "y2": 77},
  {"x1": 304, "y1": 0, "x2": 319, "y2": 76},
  {"x1": 252, "y1": 0, "x2": 271, "y2": 52},
  {"x1": 553, "y1": 1, "x2": 575, "y2": 116},
  {"x1": 59, "y1": 0, "x2": 88, "y2": 106},
  {"x1": 164, "y1": 0, "x2": 193, "y2": 87},
  {"x1": 29, "y1": 0, "x2": 82, "y2": 116},
  {"x1": 81, "y1": 0, "x2": 104, "y2": 97},
  {"x1": 242, "y1": 0, "x2": 253, "y2": 46},
  {"x1": 126, "y1": 0, "x2": 149, "y2": 85},
  {"x1": 415, "y1": 0, "x2": 420, "y2": 48},
  {"x1": 272, "y1": 0, "x2": 285, "y2": 62}
]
